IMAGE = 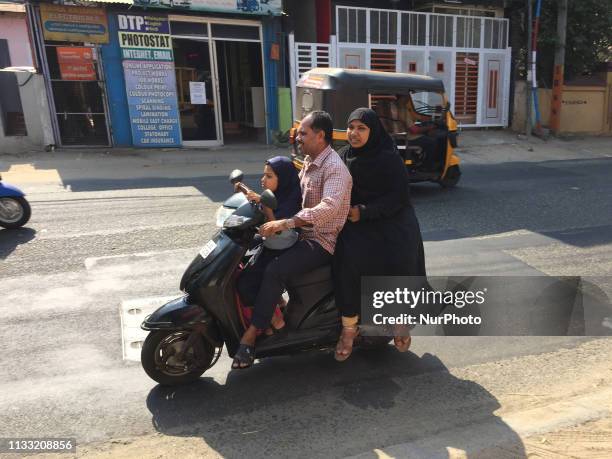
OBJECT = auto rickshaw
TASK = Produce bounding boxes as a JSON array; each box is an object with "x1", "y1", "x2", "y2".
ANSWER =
[{"x1": 290, "y1": 68, "x2": 461, "y2": 187}]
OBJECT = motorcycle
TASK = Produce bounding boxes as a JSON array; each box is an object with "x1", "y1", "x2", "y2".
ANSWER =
[
  {"x1": 140, "y1": 169, "x2": 389, "y2": 385},
  {"x1": 0, "y1": 174, "x2": 31, "y2": 229}
]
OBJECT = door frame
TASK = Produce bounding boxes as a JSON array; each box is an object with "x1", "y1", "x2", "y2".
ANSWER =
[
  {"x1": 32, "y1": 7, "x2": 112, "y2": 147},
  {"x1": 169, "y1": 15, "x2": 266, "y2": 147}
]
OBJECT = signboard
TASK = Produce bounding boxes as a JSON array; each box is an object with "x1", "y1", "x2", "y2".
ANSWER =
[
  {"x1": 123, "y1": 60, "x2": 181, "y2": 146},
  {"x1": 56, "y1": 47, "x2": 96, "y2": 81},
  {"x1": 40, "y1": 4, "x2": 108, "y2": 44},
  {"x1": 117, "y1": 14, "x2": 173, "y2": 61},
  {"x1": 133, "y1": 0, "x2": 282, "y2": 15},
  {"x1": 464, "y1": 57, "x2": 477, "y2": 66},
  {"x1": 119, "y1": 13, "x2": 181, "y2": 147}
]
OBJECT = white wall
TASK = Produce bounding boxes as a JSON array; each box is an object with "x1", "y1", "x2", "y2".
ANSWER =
[
  {"x1": 0, "y1": 14, "x2": 33, "y2": 67},
  {"x1": 0, "y1": 15, "x2": 54, "y2": 152}
]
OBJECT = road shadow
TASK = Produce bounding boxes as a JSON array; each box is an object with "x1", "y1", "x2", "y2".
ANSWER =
[
  {"x1": 0, "y1": 227, "x2": 35, "y2": 259},
  {"x1": 146, "y1": 349, "x2": 525, "y2": 458},
  {"x1": 57, "y1": 156, "x2": 612, "y2": 248},
  {"x1": 63, "y1": 174, "x2": 263, "y2": 203}
]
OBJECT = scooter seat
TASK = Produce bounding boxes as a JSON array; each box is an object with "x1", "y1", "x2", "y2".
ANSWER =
[{"x1": 287, "y1": 264, "x2": 332, "y2": 288}]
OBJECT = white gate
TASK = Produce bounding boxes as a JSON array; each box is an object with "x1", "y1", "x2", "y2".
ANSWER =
[
  {"x1": 288, "y1": 6, "x2": 512, "y2": 128},
  {"x1": 288, "y1": 34, "x2": 337, "y2": 113}
]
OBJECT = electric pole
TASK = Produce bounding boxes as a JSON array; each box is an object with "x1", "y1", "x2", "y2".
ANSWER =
[
  {"x1": 550, "y1": 0, "x2": 568, "y2": 134},
  {"x1": 525, "y1": 0, "x2": 533, "y2": 137}
]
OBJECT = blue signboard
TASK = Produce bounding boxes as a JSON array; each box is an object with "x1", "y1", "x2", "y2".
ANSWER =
[
  {"x1": 123, "y1": 60, "x2": 181, "y2": 147},
  {"x1": 119, "y1": 13, "x2": 181, "y2": 147}
]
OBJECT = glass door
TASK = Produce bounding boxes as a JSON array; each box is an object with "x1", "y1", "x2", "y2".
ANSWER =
[
  {"x1": 172, "y1": 37, "x2": 221, "y2": 146},
  {"x1": 44, "y1": 43, "x2": 110, "y2": 146}
]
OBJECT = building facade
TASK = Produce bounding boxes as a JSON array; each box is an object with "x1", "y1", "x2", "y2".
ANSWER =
[
  {"x1": 25, "y1": 0, "x2": 285, "y2": 148},
  {"x1": 286, "y1": 0, "x2": 511, "y2": 127},
  {"x1": 0, "y1": 2, "x2": 54, "y2": 152}
]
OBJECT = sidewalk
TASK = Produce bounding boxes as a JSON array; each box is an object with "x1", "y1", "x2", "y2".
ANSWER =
[{"x1": 1, "y1": 130, "x2": 610, "y2": 193}]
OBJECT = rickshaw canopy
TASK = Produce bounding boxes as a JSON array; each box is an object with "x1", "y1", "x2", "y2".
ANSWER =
[{"x1": 297, "y1": 68, "x2": 446, "y2": 94}]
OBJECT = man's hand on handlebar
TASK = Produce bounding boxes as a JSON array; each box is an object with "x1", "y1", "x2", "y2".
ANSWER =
[{"x1": 260, "y1": 220, "x2": 287, "y2": 237}]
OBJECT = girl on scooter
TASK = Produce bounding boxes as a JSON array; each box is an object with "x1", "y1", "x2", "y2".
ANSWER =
[{"x1": 233, "y1": 156, "x2": 302, "y2": 343}]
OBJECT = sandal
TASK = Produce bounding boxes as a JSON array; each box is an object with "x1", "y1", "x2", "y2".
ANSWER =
[
  {"x1": 264, "y1": 306, "x2": 286, "y2": 336},
  {"x1": 334, "y1": 326, "x2": 359, "y2": 362},
  {"x1": 231, "y1": 343, "x2": 255, "y2": 369},
  {"x1": 393, "y1": 335, "x2": 412, "y2": 352}
]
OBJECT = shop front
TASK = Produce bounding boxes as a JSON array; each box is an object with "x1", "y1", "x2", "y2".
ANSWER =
[
  {"x1": 33, "y1": 4, "x2": 113, "y2": 147},
  {"x1": 31, "y1": 1, "x2": 283, "y2": 148}
]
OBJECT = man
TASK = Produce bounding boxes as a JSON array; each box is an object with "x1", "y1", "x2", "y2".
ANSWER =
[{"x1": 232, "y1": 110, "x2": 352, "y2": 369}]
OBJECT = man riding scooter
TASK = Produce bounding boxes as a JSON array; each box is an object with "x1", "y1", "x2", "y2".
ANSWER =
[{"x1": 231, "y1": 111, "x2": 353, "y2": 369}]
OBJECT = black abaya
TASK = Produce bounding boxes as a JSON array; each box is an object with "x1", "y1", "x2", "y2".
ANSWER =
[{"x1": 333, "y1": 108, "x2": 426, "y2": 317}]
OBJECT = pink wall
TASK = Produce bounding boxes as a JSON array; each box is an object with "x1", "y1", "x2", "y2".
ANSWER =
[{"x1": 0, "y1": 15, "x2": 33, "y2": 67}]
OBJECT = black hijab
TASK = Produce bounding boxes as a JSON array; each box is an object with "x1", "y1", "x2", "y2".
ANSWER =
[
  {"x1": 345, "y1": 107, "x2": 397, "y2": 162},
  {"x1": 265, "y1": 156, "x2": 302, "y2": 219},
  {"x1": 340, "y1": 107, "x2": 410, "y2": 208}
]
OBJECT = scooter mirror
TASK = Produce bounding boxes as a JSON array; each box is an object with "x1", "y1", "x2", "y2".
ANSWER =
[
  {"x1": 260, "y1": 189, "x2": 278, "y2": 211},
  {"x1": 229, "y1": 169, "x2": 244, "y2": 184}
]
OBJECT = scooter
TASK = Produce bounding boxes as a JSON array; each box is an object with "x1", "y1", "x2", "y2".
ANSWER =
[
  {"x1": 140, "y1": 170, "x2": 389, "y2": 386},
  {"x1": 0, "y1": 174, "x2": 31, "y2": 229}
]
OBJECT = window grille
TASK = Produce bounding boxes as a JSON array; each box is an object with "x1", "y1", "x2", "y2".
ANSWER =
[
  {"x1": 483, "y1": 19, "x2": 507, "y2": 49},
  {"x1": 370, "y1": 10, "x2": 398, "y2": 44},
  {"x1": 338, "y1": 7, "x2": 366, "y2": 43},
  {"x1": 400, "y1": 12, "x2": 426, "y2": 46},
  {"x1": 456, "y1": 16, "x2": 481, "y2": 48},
  {"x1": 429, "y1": 14, "x2": 453, "y2": 47}
]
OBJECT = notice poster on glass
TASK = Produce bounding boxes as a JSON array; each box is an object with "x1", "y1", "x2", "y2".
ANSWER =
[
  {"x1": 123, "y1": 60, "x2": 181, "y2": 147},
  {"x1": 189, "y1": 82, "x2": 207, "y2": 105}
]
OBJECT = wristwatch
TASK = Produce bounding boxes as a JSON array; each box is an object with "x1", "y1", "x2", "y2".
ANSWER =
[{"x1": 285, "y1": 218, "x2": 296, "y2": 229}]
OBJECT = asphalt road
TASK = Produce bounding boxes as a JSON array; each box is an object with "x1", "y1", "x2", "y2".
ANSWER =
[{"x1": 1, "y1": 136, "x2": 611, "y2": 457}]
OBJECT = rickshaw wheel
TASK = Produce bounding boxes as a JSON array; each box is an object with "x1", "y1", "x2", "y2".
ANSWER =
[{"x1": 439, "y1": 165, "x2": 461, "y2": 188}]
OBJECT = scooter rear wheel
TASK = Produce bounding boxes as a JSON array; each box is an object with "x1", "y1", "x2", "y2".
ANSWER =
[
  {"x1": 141, "y1": 330, "x2": 215, "y2": 386},
  {"x1": 0, "y1": 196, "x2": 31, "y2": 229}
]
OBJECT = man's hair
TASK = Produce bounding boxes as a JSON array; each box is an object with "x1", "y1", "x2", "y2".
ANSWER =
[{"x1": 306, "y1": 110, "x2": 333, "y2": 144}]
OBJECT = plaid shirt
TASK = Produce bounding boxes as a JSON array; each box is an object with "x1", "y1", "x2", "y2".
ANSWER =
[{"x1": 295, "y1": 144, "x2": 352, "y2": 254}]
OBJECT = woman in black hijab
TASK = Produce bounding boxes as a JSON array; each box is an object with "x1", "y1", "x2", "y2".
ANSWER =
[{"x1": 333, "y1": 107, "x2": 426, "y2": 361}]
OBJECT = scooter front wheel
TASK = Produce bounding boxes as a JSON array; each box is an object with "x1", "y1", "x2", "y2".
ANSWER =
[
  {"x1": 141, "y1": 330, "x2": 216, "y2": 386},
  {"x1": 0, "y1": 196, "x2": 31, "y2": 229}
]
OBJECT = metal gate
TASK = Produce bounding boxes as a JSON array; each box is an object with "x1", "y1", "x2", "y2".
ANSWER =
[{"x1": 289, "y1": 6, "x2": 512, "y2": 127}]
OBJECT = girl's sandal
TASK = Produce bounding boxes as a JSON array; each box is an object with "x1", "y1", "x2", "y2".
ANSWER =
[
  {"x1": 334, "y1": 326, "x2": 359, "y2": 362},
  {"x1": 231, "y1": 343, "x2": 255, "y2": 369}
]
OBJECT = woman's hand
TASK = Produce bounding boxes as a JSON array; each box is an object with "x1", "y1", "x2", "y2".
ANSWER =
[
  {"x1": 246, "y1": 190, "x2": 261, "y2": 203},
  {"x1": 348, "y1": 205, "x2": 361, "y2": 223}
]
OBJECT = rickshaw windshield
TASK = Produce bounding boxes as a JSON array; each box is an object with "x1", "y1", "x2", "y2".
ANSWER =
[{"x1": 410, "y1": 91, "x2": 447, "y2": 118}]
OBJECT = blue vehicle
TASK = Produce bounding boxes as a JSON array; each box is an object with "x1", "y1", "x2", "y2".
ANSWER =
[{"x1": 0, "y1": 174, "x2": 31, "y2": 228}]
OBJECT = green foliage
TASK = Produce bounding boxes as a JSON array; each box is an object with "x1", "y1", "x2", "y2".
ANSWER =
[{"x1": 511, "y1": 0, "x2": 612, "y2": 85}]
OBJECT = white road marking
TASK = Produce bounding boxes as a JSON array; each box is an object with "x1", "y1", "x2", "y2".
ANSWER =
[{"x1": 120, "y1": 296, "x2": 179, "y2": 362}]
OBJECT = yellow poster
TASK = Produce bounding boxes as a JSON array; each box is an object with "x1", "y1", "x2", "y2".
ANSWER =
[{"x1": 40, "y1": 4, "x2": 109, "y2": 44}]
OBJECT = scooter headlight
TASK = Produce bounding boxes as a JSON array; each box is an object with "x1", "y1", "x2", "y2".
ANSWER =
[
  {"x1": 215, "y1": 206, "x2": 236, "y2": 227},
  {"x1": 223, "y1": 214, "x2": 251, "y2": 228}
]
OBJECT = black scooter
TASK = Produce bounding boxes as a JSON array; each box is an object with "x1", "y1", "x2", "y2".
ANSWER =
[{"x1": 141, "y1": 170, "x2": 388, "y2": 385}]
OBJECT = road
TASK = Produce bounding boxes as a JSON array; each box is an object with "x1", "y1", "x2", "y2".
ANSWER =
[{"x1": 1, "y1": 133, "x2": 611, "y2": 458}]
